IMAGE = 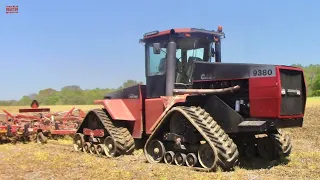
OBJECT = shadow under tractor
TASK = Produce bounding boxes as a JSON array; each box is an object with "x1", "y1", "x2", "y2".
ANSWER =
[{"x1": 73, "y1": 26, "x2": 307, "y2": 172}]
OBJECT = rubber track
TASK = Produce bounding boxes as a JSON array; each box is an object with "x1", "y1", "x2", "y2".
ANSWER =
[
  {"x1": 269, "y1": 130, "x2": 292, "y2": 157},
  {"x1": 91, "y1": 109, "x2": 135, "y2": 155},
  {"x1": 145, "y1": 106, "x2": 239, "y2": 171}
]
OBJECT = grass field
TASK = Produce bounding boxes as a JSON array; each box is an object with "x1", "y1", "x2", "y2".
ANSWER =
[{"x1": 0, "y1": 98, "x2": 320, "y2": 180}]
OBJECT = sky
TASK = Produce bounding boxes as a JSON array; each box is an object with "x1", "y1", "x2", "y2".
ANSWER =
[{"x1": 0, "y1": 0, "x2": 319, "y2": 100}]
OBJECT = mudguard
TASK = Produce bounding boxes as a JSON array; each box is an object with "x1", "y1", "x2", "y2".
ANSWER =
[{"x1": 94, "y1": 99, "x2": 136, "y2": 121}]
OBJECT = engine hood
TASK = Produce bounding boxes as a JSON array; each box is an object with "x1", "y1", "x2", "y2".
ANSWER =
[{"x1": 191, "y1": 61, "x2": 277, "y2": 81}]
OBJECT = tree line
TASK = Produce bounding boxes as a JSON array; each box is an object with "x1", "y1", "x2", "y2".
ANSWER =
[
  {"x1": 0, "y1": 80, "x2": 143, "y2": 106},
  {"x1": 0, "y1": 64, "x2": 319, "y2": 106}
]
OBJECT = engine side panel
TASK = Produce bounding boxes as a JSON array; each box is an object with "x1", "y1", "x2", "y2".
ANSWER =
[
  {"x1": 249, "y1": 76, "x2": 279, "y2": 118},
  {"x1": 145, "y1": 95, "x2": 188, "y2": 134},
  {"x1": 202, "y1": 95, "x2": 244, "y2": 133},
  {"x1": 145, "y1": 98, "x2": 164, "y2": 134},
  {"x1": 192, "y1": 61, "x2": 276, "y2": 81}
]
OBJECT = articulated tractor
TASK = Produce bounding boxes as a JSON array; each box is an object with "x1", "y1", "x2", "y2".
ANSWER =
[{"x1": 73, "y1": 26, "x2": 306, "y2": 171}]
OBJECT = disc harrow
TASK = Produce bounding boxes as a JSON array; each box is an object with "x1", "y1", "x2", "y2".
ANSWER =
[{"x1": 0, "y1": 101, "x2": 86, "y2": 144}]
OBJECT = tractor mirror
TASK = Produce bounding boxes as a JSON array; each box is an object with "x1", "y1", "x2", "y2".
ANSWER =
[
  {"x1": 153, "y1": 43, "x2": 161, "y2": 54},
  {"x1": 211, "y1": 47, "x2": 215, "y2": 57}
]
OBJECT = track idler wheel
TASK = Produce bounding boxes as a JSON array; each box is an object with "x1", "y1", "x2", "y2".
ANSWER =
[
  {"x1": 36, "y1": 132, "x2": 47, "y2": 144},
  {"x1": 164, "y1": 151, "x2": 175, "y2": 164},
  {"x1": 103, "y1": 136, "x2": 117, "y2": 157},
  {"x1": 174, "y1": 153, "x2": 187, "y2": 166},
  {"x1": 198, "y1": 143, "x2": 217, "y2": 169},
  {"x1": 83, "y1": 142, "x2": 91, "y2": 153},
  {"x1": 73, "y1": 133, "x2": 85, "y2": 152},
  {"x1": 186, "y1": 153, "x2": 198, "y2": 167},
  {"x1": 145, "y1": 139, "x2": 166, "y2": 163}
]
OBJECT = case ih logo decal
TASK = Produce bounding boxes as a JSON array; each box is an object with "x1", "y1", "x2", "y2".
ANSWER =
[
  {"x1": 200, "y1": 74, "x2": 214, "y2": 80},
  {"x1": 128, "y1": 94, "x2": 139, "y2": 99},
  {"x1": 6, "y1": 6, "x2": 18, "y2": 14}
]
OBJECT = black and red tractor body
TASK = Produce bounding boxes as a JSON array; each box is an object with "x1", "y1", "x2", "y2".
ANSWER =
[{"x1": 74, "y1": 27, "x2": 307, "y2": 171}]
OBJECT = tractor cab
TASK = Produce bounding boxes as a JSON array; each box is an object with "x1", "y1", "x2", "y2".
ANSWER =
[{"x1": 140, "y1": 27, "x2": 225, "y2": 98}]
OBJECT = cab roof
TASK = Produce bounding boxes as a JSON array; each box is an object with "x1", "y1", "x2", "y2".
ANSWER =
[{"x1": 140, "y1": 28, "x2": 225, "y2": 43}]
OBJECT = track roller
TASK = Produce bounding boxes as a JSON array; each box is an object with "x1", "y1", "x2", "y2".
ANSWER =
[
  {"x1": 96, "y1": 144, "x2": 105, "y2": 156},
  {"x1": 174, "y1": 153, "x2": 186, "y2": 166},
  {"x1": 103, "y1": 136, "x2": 117, "y2": 157},
  {"x1": 164, "y1": 151, "x2": 175, "y2": 164},
  {"x1": 73, "y1": 133, "x2": 85, "y2": 152},
  {"x1": 83, "y1": 142, "x2": 91, "y2": 153},
  {"x1": 145, "y1": 139, "x2": 166, "y2": 163},
  {"x1": 89, "y1": 144, "x2": 97, "y2": 154},
  {"x1": 186, "y1": 153, "x2": 198, "y2": 167}
]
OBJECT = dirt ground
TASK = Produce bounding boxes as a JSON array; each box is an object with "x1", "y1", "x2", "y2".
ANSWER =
[{"x1": 0, "y1": 105, "x2": 320, "y2": 180}]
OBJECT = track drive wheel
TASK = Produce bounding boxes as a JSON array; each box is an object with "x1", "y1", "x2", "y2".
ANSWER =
[
  {"x1": 73, "y1": 133, "x2": 85, "y2": 152},
  {"x1": 145, "y1": 139, "x2": 166, "y2": 163},
  {"x1": 103, "y1": 136, "x2": 117, "y2": 157},
  {"x1": 36, "y1": 132, "x2": 47, "y2": 144},
  {"x1": 198, "y1": 143, "x2": 218, "y2": 170}
]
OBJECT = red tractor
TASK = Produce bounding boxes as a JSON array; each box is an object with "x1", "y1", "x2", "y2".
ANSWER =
[{"x1": 73, "y1": 26, "x2": 307, "y2": 171}]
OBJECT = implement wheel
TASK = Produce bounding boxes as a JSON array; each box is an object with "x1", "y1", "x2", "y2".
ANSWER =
[
  {"x1": 73, "y1": 133, "x2": 85, "y2": 152},
  {"x1": 36, "y1": 132, "x2": 47, "y2": 144}
]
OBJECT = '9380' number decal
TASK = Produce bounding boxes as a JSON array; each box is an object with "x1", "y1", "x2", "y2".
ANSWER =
[{"x1": 250, "y1": 66, "x2": 276, "y2": 78}]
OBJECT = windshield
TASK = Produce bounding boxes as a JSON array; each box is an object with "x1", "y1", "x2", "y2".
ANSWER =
[{"x1": 147, "y1": 37, "x2": 212, "y2": 81}]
